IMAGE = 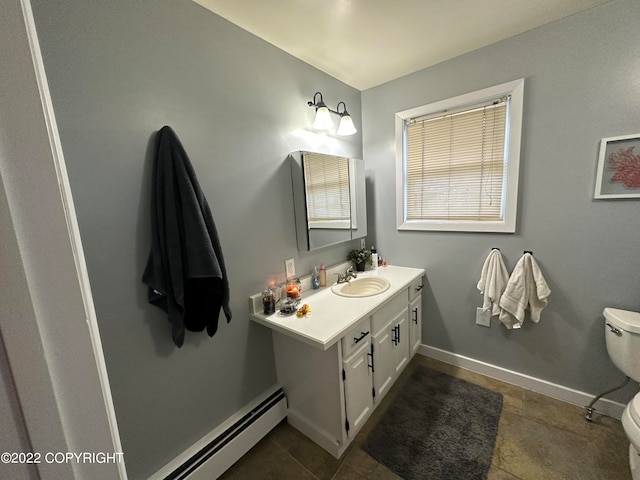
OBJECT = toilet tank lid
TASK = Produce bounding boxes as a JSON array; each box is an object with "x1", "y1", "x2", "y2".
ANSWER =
[{"x1": 604, "y1": 308, "x2": 640, "y2": 333}]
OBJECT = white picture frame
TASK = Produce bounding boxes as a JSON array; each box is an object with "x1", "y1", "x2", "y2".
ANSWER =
[{"x1": 594, "y1": 133, "x2": 640, "y2": 199}]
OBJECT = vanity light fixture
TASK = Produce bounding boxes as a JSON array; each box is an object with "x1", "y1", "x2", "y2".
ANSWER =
[
  {"x1": 307, "y1": 92, "x2": 357, "y2": 136},
  {"x1": 335, "y1": 101, "x2": 357, "y2": 136}
]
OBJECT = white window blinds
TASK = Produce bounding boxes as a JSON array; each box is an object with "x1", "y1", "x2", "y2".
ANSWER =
[
  {"x1": 405, "y1": 98, "x2": 508, "y2": 222},
  {"x1": 303, "y1": 152, "x2": 351, "y2": 228}
]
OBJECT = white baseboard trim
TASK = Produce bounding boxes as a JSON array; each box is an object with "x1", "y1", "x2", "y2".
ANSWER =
[
  {"x1": 418, "y1": 344, "x2": 627, "y2": 419},
  {"x1": 148, "y1": 385, "x2": 287, "y2": 480}
]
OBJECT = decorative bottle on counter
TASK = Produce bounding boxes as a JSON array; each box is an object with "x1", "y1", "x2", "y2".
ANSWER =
[
  {"x1": 319, "y1": 263, "x2": 327, "y2": 287},
  {"x1": 262, "y1": 286, "x2": 276, "y2": 315},
  {"x1": 371, "y1": 246, "x2": 378, "y2": 270},
  {"x1": 311, "y1": 266, "x2": 320, "y2": 289}
]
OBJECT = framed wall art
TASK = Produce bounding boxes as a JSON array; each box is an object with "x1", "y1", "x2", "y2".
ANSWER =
[{"x1": 594, "y1": 133, "x2": 640, "y2": 199}]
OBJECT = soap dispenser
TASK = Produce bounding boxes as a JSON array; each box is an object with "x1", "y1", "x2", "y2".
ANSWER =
[
  {"x1": 319, "y1": 263, "x2": 327, "y2": 287},
  {"x1": 311, "y1": 266, "x2": 320, "y2": 289},
  {"x1": 371, "y1": 246, "x2": 378, "y2": 270}
]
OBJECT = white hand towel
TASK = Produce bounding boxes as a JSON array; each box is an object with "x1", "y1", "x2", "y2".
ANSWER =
[
  {"x1": 528, "y1": 255, "x2": 551, "y2": 322},
  {"x1": 499, "y1": 254, "x2": 528, "y2": 329},
  {"x1": 499, "y1": 253, "x2": 551, "y2": 329},
  {"x1": 477, "y1": 249, "x2": 509, "y2": 317}
]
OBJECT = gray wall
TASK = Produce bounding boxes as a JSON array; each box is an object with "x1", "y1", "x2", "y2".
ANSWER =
[
  {"x1": 28, "y1": 0, "x2": 640, "y2": 477},
  {"x1": 0, "y1": 336, "x2": 37, "y2": 480},
  {"x1": 362, "y1": 0, "x2": 640, "y2": 402},
  {"x1": 30, "y1": 0, "x2": 362, "y2": 478}
]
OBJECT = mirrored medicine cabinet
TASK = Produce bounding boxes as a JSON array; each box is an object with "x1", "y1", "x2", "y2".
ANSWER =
[{"x1": 290, "y1": 150, "x2": 367, "y2": 251}]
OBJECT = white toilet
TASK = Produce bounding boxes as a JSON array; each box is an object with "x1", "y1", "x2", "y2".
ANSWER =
[{"x1": 604, "y1": 307, "x2": 640, "y2": 479}]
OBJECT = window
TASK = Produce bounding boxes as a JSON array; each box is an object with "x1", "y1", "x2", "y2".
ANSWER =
[
  {"x1": 303, "y1": 152, "x2": 351, "y2": 229},
  {"x1": 395, "y1": 79, "x2": 524, "y2": 232}
]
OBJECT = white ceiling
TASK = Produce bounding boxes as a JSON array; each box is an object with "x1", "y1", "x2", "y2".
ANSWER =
[{"x1": 194, "y1": 0, "x2": 611, "y2": 90}]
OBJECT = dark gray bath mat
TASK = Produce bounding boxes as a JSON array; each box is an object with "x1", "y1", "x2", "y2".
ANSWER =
[{"x1": 362, "y1": 365, "x2": 503, "y2": 480}]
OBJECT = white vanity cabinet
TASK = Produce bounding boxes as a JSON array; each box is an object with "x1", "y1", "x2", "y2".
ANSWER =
[
  {"x1": 271, "y1": 320, "x2": 375, "y2": 457},
  {"x1": 250, "y1": 265, "x2": 425, "y2": 458},
  {"x1": 342, "y1": 337, "x2": 373, "y2": 436},
  {"x1": 408, "y1": 277, "x2": 424, "y2": 356},
  {"x1": 371, "y1": 294, "x2": 409, "y2": 403},
  {"x1": 392, "y1": 308, "x2": 410, "y2": 374},
  {"x1": 341, "y1": 316, "x2": 374, "y2": 437}
]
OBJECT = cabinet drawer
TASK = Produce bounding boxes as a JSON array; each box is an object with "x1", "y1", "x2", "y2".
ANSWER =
[
  {"x1": 342, "y1": 317, "x2": 372, "y2": 359},
  {"x1": 371, "y1": 293, "x2": 406, "y2": 335},
  {"x1": 408, "y1": 276, "x2": 425, "y2": 302}
]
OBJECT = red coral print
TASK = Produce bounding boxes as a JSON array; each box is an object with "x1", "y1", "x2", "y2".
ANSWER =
[{"x1": 607, "y1": 146, "x2": 640, "y2": 189}]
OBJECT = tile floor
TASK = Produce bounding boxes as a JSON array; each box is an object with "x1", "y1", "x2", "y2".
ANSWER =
[{"x1": 220, "y1": 355, "x2": 631, "y2": 479}]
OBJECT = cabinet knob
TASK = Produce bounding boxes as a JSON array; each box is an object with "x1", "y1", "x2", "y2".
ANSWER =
[
  {"x1": 367, "y1": 350, "x2": 374, "y2": 372},
  {"x1": 391, "y1": 324, "x2": 400, "y2": 345},
  {"x1": 354, "y1": 331, "x2": 370, "y2": 344}
]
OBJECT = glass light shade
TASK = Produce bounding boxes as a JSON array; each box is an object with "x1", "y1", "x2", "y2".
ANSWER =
[
  {"x1": 337, "y1": 114, "x2": 357, "y2": 136},
  {"x1": 312, "y1": 106, "x2": 334, "y2": 130}
]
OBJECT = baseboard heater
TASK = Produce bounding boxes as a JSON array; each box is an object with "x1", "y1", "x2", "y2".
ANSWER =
[{"x1": 151, "y1": 386, "x2": 287, "y2": 480}]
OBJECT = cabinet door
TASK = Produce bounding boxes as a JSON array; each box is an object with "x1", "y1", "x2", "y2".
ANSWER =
[
  {"x1": 392, "y1": 307, "x2": 410, "y2": 375},
  {"x1": 343, "y1": 340, "x2": 373, "y2": 437},
  {"x1": 372, "y1": 318, "x2": 395, "y2": 403},
  {"x1": 409, "y1": 295, "x2": 422, "y2": 356}
]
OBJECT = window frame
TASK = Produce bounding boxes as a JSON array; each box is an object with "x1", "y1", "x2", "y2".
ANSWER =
[{"x1": 395, "y1": 78, "x2": 524, "y2": 233}]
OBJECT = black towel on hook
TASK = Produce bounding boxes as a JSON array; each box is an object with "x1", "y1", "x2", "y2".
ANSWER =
[{"x1": 142, "y1": 126, "x2": 231, "y2": 347}]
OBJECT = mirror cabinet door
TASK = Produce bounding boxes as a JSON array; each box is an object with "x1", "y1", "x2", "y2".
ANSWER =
[{"x1": 290, "y1": 151, "x2": 366, "y2": 251}]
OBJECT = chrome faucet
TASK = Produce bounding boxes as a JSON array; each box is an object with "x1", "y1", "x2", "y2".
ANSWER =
[{"x1": 335, "y1": 266, "x2": 358, "y2": 284}]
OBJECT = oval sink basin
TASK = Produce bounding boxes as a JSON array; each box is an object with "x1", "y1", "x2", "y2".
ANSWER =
[{"x1": 331, "y1": 276, "x2": 391, "y2": 298}]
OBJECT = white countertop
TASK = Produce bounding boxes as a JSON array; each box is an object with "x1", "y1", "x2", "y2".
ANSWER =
[{"x1": 250, "y1": 265, "x2": 425, "y2": 350}]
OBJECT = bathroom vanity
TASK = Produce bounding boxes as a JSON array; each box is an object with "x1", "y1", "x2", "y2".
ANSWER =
[{"x1": 249, "y1": 265, "x2": 425, "y2": 457}]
